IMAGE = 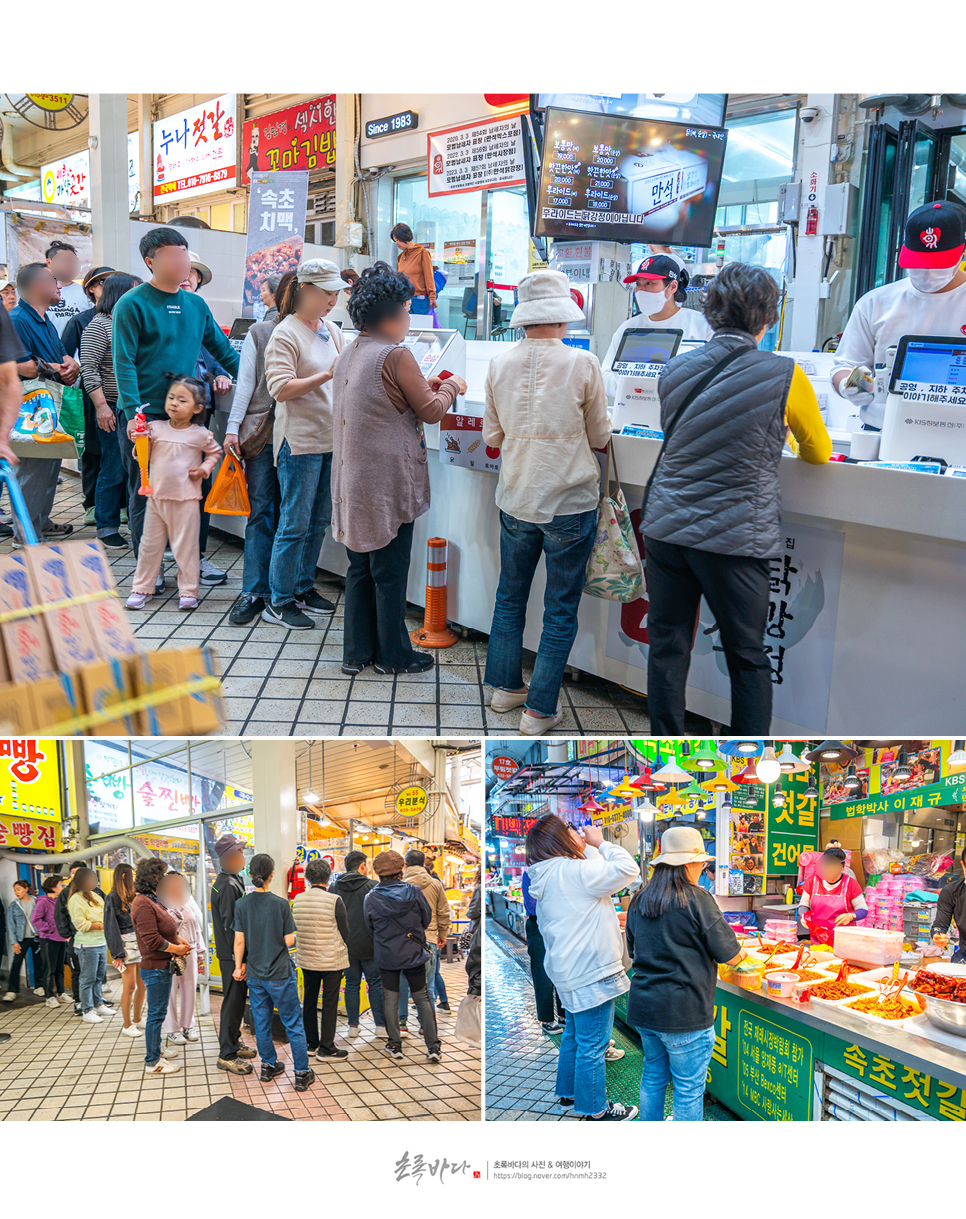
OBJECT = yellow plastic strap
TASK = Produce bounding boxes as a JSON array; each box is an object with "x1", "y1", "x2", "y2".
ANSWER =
[
  {"x1": 46, "y1": 676, "x2": 224, "y2": 735},
  {"x1": 0, "y1": 588, "x2": 118, "y2": 625}
]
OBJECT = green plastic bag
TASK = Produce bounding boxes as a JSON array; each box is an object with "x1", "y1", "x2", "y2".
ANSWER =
[{"x1": 59, "y1": 383, "x2": 86, "y2": 456}]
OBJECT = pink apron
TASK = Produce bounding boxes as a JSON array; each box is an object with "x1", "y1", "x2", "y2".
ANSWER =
[{"x1": 804, "y1": 875, "x2": 853, "y2": 945}]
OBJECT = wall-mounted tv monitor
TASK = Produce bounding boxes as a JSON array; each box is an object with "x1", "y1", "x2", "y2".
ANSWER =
[
  {"x1": 534, "y1": 93, "x2": 727, "y2": 128},
  {"x1": 534, "y1": 108, "x2": 728, "y2": 247}
]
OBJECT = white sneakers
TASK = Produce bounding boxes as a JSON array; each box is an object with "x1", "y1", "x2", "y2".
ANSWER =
[
  {"x1": 121, "y1": 1025, "x2": 141, "y2": 1038},
  {"x1": 33, "y1": 987, "x2": 45, "y2": 996},
  {"x1": 348, "y1": 1025, "x2": 360, "y2": 1037},
  {"x1": 81, "y1": 1010, "x2": 103, "y2": 1024},
  {"x1": 167, "y1": 1030, "x2": 187, "y2": 1044},
  {"x1": 57, "y1": 994, "x2": 72, "y2": 1004},
  {"x1": 95, "y1": 1005, "x2": 115, "y2": 1016},
  {"x1": 182, "y1": 1027, "x2": 199, "y2": 1042},
  {"x1": 519, "y1": 707, "x2": 564, "y2": 737},
  {"x1": 373, "y1": 1025, "x2": 388, "y2": 1037},
  {"x1": 489, "y1": 687, "x2": 529, "y2": 713},
  {"x1": 145, "y1": 1059, "x2": 181, "y2": 1075},
  {"x1": 45, "y1": 996, "x2": 60, "y2": 1009},
  {"x1": 1, "y1": 992, "x2": 15, "y2": 1003}
]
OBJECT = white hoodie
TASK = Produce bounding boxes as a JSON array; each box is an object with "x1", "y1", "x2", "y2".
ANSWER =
[{"x1": 527, "y1": 841, "x2": 640, "y2": 994}]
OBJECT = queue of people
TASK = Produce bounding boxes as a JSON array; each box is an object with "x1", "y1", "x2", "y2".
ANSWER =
[{"x1": 522, "y1": 816, "x2": 747, "y2": 1122}]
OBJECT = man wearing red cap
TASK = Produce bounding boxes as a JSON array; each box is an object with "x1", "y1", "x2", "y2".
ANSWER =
[{"x1": 833, "y1": 200, "x2": 966, "y2": 429}]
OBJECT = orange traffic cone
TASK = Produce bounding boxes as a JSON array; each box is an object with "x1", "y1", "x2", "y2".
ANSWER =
[{"x1": 411, "y1": 537, "x2": 459, "y2": 649}]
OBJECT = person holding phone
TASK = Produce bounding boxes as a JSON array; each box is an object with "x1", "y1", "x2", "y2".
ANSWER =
[{"x1": 524, "y1": 814, "x2": 640, "y2": 1121}]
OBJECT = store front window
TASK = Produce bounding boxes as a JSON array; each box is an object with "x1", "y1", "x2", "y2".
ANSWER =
[{"x1": 392, "y1": 175, "x2": 531, "y2": 337}]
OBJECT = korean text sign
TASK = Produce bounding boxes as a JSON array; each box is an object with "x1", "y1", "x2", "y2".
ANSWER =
[
  {"x1": 241, "y1": 96, "x2": 335, "y2": 178},
  {"x1": 153, "y1": 94, "x2": 236, "y2": 204},
  {"x1": 0, "y1": 739, "x2": 62, "y2": 851},
  {"x1": 427, "y1": 115, "x2": 526, "y2": 198},
  {"x1": 42, "y1": 150, "x2": 90, "y2": 209},
  {"x1": 242, "y1": 170, "x2": 308, "y2": 314}
]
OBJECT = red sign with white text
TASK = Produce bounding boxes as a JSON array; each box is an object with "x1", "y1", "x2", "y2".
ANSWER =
[{"x1": 241, "y1": 96, "x2": 336, "y2": 179}]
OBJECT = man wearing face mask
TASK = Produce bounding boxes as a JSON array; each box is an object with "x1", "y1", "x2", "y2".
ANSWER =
[
  {"x1": 602, "y1": 254, "x2": 714, "y2": 402},
  {"x1": 833, "y1": 200, "x2": 966, "y2": 429}
]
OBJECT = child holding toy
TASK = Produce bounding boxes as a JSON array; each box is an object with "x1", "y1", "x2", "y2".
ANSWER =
[{"x1": 125, "y1": 376, "x2": 222, "y2": 612}]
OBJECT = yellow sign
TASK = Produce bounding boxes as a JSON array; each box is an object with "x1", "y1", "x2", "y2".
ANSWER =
[
  {"x1": 26, "y1": 94, "x2": 73, "y2": 113},
  {"x1": 0, "y1": 815, "x2": 61, "y2": 852},
  {"x1": 395, "y1": 785, "x2": 428, "y2": 817},
  {"x1": 590, "y1": 803, "x2": 633, "y2": 828},
  {"x1": 42, "y1": 169, "x2": 56, "y2": 202},
  {"x1": 0, "y1": 739, "x2": 62, "y2": 822}
]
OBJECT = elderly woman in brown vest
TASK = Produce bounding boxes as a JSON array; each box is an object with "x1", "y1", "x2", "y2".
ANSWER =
[
  {"x1": 292, "y1": 858, "x2": 351, "y2": 1061},
  {"x1": 224, "y1": 270, "x2": 293, "y2": 627},
  {"x1": 331, "y1": 262, "x2": 467, "y2": 675}
]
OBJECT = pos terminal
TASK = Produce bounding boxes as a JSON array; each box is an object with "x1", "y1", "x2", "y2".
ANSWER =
[
  {"x1": 609, "y1": 327, "x2": 683, "y2": 435},
  {"x1": 878, "y1": 335, "x2": 966, "y2": 465}
]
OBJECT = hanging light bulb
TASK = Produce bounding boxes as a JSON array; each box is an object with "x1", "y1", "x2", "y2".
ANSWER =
[
  {"x1": 732, "y1": 761, "x2": 760, "y2": 784},
  {"x1": 804, "y1": 740, "x2": 858, "y2": 766},
  {"x1": 577, "y1": 795, "x2": 607, "y2": 816},
  {"x1": 682, "y1": 779, "x2": 708, "y2": 799},
  {"x1": 303, "y1": 740, "x2": 319, "y2": 804},
  {"x1": 720, "y1": 739, "x2": 763, "y2": 757},
  {"x1": 702, "y1": 772, "x2": 738, "y2": 793},
  {"x1": 630, "y1": 767, "x2": 666, "y2": 792},
  {"x1": 842, "y1": 765, "x2": 861, "y2": 791},
  {"x1": 685, "y1": 742, "x2": 726, "y2": 771},
  {"x1": 635, "y1": 796, "x2": 657, "y2": 822},
  {"x1": 891, "y1": 749, "x2": 912, "y2": 781},
  {"x1": 755, "y1": 746, "x2": 781, "y2": 785},
  {"x1": 772, "y1": 788, "x2": 786, "y2": 808},
  {"x1": 947, "y1": 740, "x2": 966, "y2": 771},
  {"x1": 652, "y1": 755, "x2": 693, "y2": 785},
  {"x1": 803, "y1": 780, "x2": 819, "y2": 800},
  {"x1": 777, "y1": 742, "x2": 811, "y2": 774}
]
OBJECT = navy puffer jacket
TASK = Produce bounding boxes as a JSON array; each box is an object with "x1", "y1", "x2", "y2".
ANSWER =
[{"x1": 363, "y1": 879, "x2": 432, "y2": 970}]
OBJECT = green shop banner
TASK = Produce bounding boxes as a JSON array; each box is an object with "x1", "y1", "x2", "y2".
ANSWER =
[
  {"x1": 710, "y1": 993, "x2": 814, "y2": 1121},
  {"x1": 828, "y1": 770, "x2": 966, "y2": 822},
  {"x1": 823, "y1": 1037, "x2": 966, "y2": 1121},
  {"x1": 732, "y1": 743, "x2": 818, "y2": 875}
]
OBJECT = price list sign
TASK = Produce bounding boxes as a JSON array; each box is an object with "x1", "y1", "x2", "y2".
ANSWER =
[
  {"x1": 535, "y1": 109, "x2": 727, "y2": 245},
  {"x1": 738, "y1": 1012, "x2": 813, "y2": 1122}
]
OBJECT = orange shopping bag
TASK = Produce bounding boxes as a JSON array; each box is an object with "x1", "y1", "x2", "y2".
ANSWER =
[{"x1": 204, "y1": 453, "x2": 251, "y2": 516}]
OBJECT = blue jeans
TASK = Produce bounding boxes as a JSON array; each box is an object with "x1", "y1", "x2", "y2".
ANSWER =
[
  {"x1": 77, "y1": 943, "x2": 107, "y2": 1013},
  {"x1": 241, "y1": 444, "x2": 278, "y2": 598},
  {"x1": 635, "y1": 1024, "x2": 717, "y2": 1122},
  {"x1": 93, "y1": 408, "x2": 127, "y2": 538},
  {"x1": 484, "y1": 508, "x2": 597, "y2": 716},
  {"x1": 555, "y1": 999, "x2": 615, "y2": 1117},
  {"x1": 344, "y1": 956, "x2": 385, "y2": 1027},
  {"x1": 142, "y1": 967, "x2": 173, "y2": 1065},
  {"x1": 410, "y1": 296, "x2": 431, "y2": 314},
  {"x1": 248, "y1": 971, "x2": 310, "y2": 1073},
  {"x1": 434, "y1": 963, "x2": 448, "y2": 1005},
  {"x1": 269, "y1": 440, "x2": 332, "y2": 606},
  {"x1": 399, "y1": 945, "x2": 437, "y2": 1026}
]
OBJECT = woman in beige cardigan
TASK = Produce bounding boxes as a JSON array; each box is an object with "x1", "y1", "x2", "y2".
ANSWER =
[
  {"x1": 331, "y1": 263, "x2": 466, "y2": 675},
  {"x1": 292, "y1": 859, "x2": 351, "y2": 1061},
  {"x1": 263, "y1": 260, "x2": 351, "y2": 631}
]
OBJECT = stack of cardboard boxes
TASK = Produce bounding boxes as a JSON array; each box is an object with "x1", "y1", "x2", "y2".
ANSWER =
[{"x1": 0, "y1": 539, "x2": 226, "y2": 735}]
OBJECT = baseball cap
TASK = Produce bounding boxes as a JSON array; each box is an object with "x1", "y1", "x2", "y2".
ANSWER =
[
  {"x1": 297, "y1": 259, "x2": 352, "y2": 291},
  {"x1": 898, "y1": 200, "x2": 966, "y2": 269},
  {"x1": 623, "y1": 254, "x2": 686, "y2": 284},
  {"x1": 213, "y1": 833, "x2": 246, "y2": 859}
]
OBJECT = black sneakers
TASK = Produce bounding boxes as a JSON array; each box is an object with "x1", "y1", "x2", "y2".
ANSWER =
[
  {"x1": 342, "y1": 660, "x2": 370, "y2": 675},
  {"x1": 374, "y1": 654, "x2": 434, "y2": 675},
  {"x1": 294, "y1": 1069, "x2": 316, "y2": 1092},
  {"x1": 260, "y1": 1061, "x2": 286, "y2": 1083},
  {"x1": 99, "y1": 533, "x2": 128, "y2": 550},
  {"x1": 381, "y1": 1042, "x2": 404, "y2": 1061},
  {"x1": 542, "y1": 1021, "x2": 564, "y2": 1035},
  {"x1": 316, "y1": 1047, "x2": 349, "y2": 1062},
  {"x1": 262, "y1": 601, "x2": 315, "y2": 630},
  {"x1": 588, "y1": 1101, "x2": 638, "y2": 1121},
  {"x1": 427, "y1": 1048, "x2": 442, "y2": 1063},
  {"x1": 295, "y1": 588, "x2": 336, "y2": 615},
  {"x1": 229, "y1": 595, "x2": 265, "y2": 625}
]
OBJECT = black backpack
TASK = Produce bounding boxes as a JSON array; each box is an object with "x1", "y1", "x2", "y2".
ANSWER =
[{"x1": 55, "y1": 890, "x2": 76, "y2": 940}]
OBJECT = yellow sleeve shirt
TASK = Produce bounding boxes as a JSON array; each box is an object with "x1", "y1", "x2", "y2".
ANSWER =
[{"x1": 784, "y1": 363, "x2": 832, "y2": 464}]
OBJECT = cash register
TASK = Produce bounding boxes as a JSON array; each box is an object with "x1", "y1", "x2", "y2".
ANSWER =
[
  {"x1": 879, "y1": 335, "x2": 966, "y2": 466},
  {"x1": 610, "y1": 327, "x2": 684, "y2": 435}
]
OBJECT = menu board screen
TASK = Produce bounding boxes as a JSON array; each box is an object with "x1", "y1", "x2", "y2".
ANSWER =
[{"x1": 535, "y1": 108, "x2": 728, "y2": 246}]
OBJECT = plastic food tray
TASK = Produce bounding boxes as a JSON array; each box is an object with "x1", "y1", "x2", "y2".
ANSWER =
[
  {"x1": 839, "y1": 993, "x2": 926, "y2": 1029},
  {"x1": 807, "y1": 983, "x2": 877, "y2": 1008}
]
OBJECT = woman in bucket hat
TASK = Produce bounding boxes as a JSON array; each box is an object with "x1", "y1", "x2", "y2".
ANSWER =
[
  {"x1": 625, "y1": 826, "x2": 747, "y2": 1121},
  {"x1": 482, "y1": 270, "x2": 611, "y2": 736}
]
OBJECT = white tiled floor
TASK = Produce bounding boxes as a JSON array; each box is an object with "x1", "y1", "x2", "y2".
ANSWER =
[{"x1": 1, "y1": 471, "x2": 714, "y2": 737}]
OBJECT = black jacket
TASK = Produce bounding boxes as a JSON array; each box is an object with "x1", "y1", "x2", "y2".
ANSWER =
[
  {"x1": 210, "y1": 871, "x2": 245, "y2": 961},
  {"x1": 465, "y1": 885, "x2": 481, "y2": 997},
  {"x1": 61, "y1": 307, "x2": 96, "y2": 360},
  {"x1": 363, "y1": 880, "x2": 431, "y2": 971},
  {"x1": 104, "y1": 889, "x2": 135, "y2": 960},
  {"x1": 328, "y1": 870, "x2": 378, "y2": 960},
  {"x1": 933, "y1": 876, "x2": 966, "y2": 942}
]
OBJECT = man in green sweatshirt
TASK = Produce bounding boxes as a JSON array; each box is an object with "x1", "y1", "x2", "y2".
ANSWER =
[{"x1": 112, "y1": 226, "x2": 239, "y2": 559}]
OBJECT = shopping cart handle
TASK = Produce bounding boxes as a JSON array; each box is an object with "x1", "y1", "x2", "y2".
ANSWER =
[{"x1": 0, "y1": 459, "x2": 39, "y2": 546}]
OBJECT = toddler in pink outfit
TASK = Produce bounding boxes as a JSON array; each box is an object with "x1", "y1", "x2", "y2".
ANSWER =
[{"x1": 126, "y1": 376, "x2": 222, "y2": 611}]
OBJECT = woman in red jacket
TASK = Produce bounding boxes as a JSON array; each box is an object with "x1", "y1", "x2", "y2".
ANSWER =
[{"x1": 131, "y1": 857, "x2": 192, "y2": 1076}]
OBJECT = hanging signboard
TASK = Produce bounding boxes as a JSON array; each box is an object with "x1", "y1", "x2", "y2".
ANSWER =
[
  {"x1": 427, "y1": 114, "x2": 527, "y2": 198},
  {"x1": 829, "y1": 772, "x2": 966, "y2": 822},
  {"x1": 490, "y1": 755, "x2": 519, "y2": 782},
  {"x1": 41, "y1": 150, "x2": 90, "y2": 209},
  {"x1": 242, "y1": 169, "x2": 308, "y2": 317},
  {"x1": 241, "y1": 96, "x2": 335, "y2": 180},
  {"x1": 153, "y1": 94, "x2": 236, "y2": 204}
]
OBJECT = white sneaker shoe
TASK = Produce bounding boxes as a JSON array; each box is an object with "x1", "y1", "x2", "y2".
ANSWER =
[
  {"x1": 136, "y1": 1020, "x2": 147, "y2": 1031},
  {"x1": 167, "y1": 1030, "x2": 186, "y2": 1044},
  {"x1": 604, "y1": 1045, "x2": 625, "y2": 1062},
  {"x1": 121, "y1": 1025, "x2": 141, "y2": 1038},
  {"x1": 81, "y1": 1011, "x2": 103, "y2": 1024},
  {"x1": 45, "y1": 996, "x2": 60, "y2": 1009},
  {"x1": 95, "y1": 1005, "x2": 115, "y2": 1016},
  {"x1": 1, "y1": 992, "x2": 15, "y2": 1003},
  {"x1": 163, "y1": 1046, "x2": 180, "y2": 1059},
  {"x1": 182, "y1": 1027, "x2": 199, "y2": 1042},
  {"x1": 348, "y1": 1025, "x2": 360, "y2": 1037},
  {"x1": 33, "y1": 987, "x2": 46, "y2": 996},
  {"x1": 373, "y1": 1025, "x2": 387, "y2": 1037},
  {"x1": 57, "y1": 994, "x2": 72, "y2": 1004},
  {"x1": 490, "y1": 686, "x2": 529, "y2": 712},
  {"x1": 145, "y1": 1059, "x2": 181, "y2": 1075},
  {"x1": 519, "y1": 707, "x2": 564, "y2": 737}
]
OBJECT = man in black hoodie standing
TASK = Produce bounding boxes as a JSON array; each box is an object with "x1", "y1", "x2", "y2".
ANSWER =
[
  {"x1": 329, "y1": 851, "x2": 386, "y2": 1037},
  {"x1": 209, "y1": 834, "x2": 257, "y2": 1075}
]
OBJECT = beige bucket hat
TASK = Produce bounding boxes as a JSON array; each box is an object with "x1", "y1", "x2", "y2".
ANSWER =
[
  {"x1": 509, "y1": 269, "x2": 585, "y2": 328},
  {"x1": 652, "y1": 825, "x2": 715, "y2": 867}
]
